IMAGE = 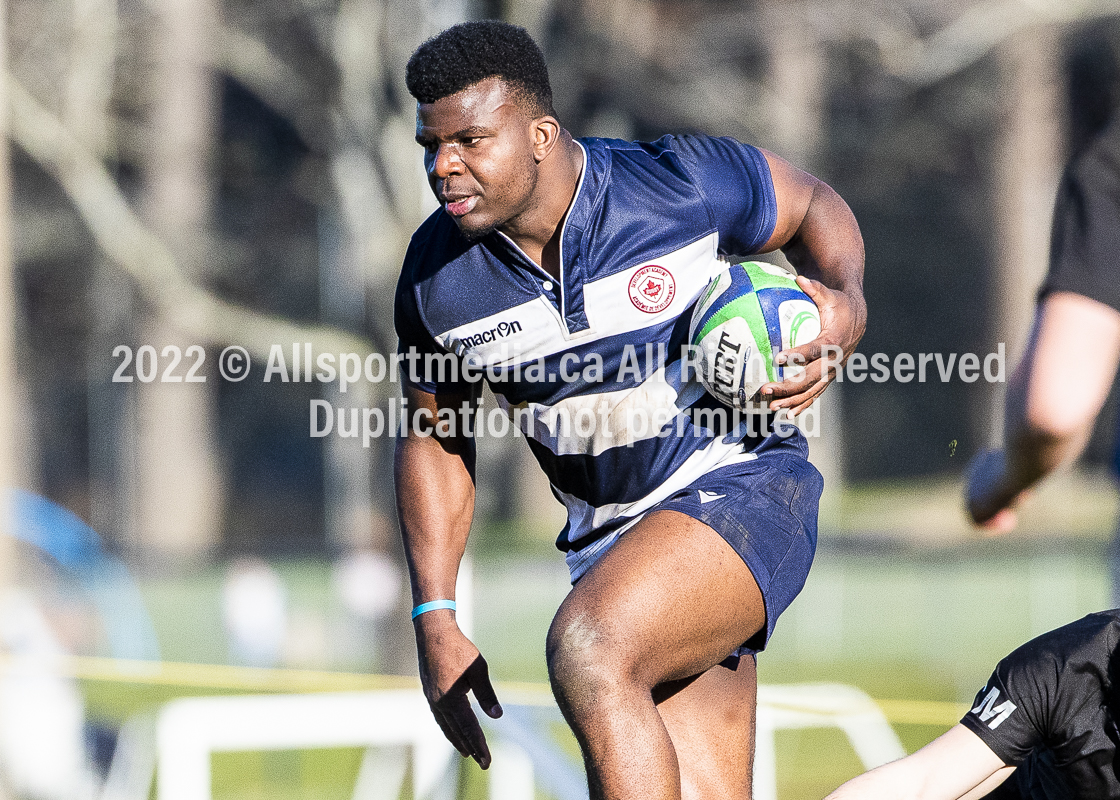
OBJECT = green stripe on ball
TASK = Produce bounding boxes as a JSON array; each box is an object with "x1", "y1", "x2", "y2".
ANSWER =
[{"x1": 695, "y1": 270, "x2": 776, "y2": 384}]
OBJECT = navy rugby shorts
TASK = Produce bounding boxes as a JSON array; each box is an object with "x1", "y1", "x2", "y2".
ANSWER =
[{"x1": 576, "y1": 450, "x2": 822, "y2": 661}]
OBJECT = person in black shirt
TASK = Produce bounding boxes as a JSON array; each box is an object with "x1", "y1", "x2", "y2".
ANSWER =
[
  {"x1": 967, "y1": 107, "x2": 1120, "y2": 539},
  {"x1": 825, "y1": 610, "x2": 1120, "y2": 799}
]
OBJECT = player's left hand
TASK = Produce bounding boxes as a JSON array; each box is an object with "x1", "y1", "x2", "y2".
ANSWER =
[
  {"x1": 759, "y1": 275, "x2": 866, "y2": 416},
  {"x1": 414, "y1": 616, "x2": 503, "y2": 769}
]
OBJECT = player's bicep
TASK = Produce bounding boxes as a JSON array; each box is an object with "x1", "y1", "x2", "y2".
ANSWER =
[
  {"x1": 1017, "y1": 291, "x2": 1120, "y2": 441},
  {"x1": 757, "y1": 149, "x2": 816, "y2": 253},
  {"x1": 403, "y1": 383, "x2": 478, "y2": 451},
  {"x1": 394, "y1": 384, "x2": 478, "y2": 529},
  {"x1": 396, "y1": 384, "x2": 478, "y2": 494}
]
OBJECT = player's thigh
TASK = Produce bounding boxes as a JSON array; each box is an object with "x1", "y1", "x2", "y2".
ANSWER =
[
  {"x1": 548, "y1": 509, "x2": 765, "y2": 687},
  {"x1": 657, "y1": 660, "x2": 757, "y2": 800}
]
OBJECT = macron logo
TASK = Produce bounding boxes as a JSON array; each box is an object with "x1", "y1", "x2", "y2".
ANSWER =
[
  {"x1": 698, "y1": 491, "x2": 726, "y2": 504},
  {"x1": 462, "y1": 320, "x2": 523, "y2": 349},
  {"x1": 970, "y1": 686, "x2": 1016, "y2": 730}
]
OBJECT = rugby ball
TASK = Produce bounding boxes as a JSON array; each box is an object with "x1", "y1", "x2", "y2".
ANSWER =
[{"x1": 689, "y1": 261, "x2": 821, "y2": 410}]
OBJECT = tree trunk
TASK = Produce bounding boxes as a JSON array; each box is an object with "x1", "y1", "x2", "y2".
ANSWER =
[
  {"x1": 131, "y1": 0, "x2": 223, "y2": 566},
  {"x1": 763, "y1": 8, "x2": 845, "y2": 497},
  {"x1": 989, "y1": 26, "x2": 1065, "y2": 441}
]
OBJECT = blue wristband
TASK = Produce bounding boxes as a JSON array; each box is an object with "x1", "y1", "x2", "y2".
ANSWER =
[{"x1": 411, "y1": 600, "x2": 456, "y2": 619}]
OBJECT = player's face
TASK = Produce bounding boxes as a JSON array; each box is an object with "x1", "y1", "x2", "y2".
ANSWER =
[{"x1": 415, "y1": 77, "x2": 540, "y2": 240}]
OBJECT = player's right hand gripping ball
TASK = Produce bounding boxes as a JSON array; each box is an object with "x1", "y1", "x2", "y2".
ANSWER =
[{"x1": 689, "y1": 261, "x2": 821, "y2": 410}]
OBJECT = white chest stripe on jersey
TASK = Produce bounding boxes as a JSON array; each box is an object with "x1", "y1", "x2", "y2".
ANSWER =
[
  {"x1": 580, "y1": 233, "x2": 718, "y2": 334},
  {"x1": 439, "y1": 295, "x2": 562, "y2": 365},
  {"x1": 435, "y1": 232, "x2": 722, "y2": 366},
  {"x1": 494, "y1": 367, "x2": 707, "y2": 455}
]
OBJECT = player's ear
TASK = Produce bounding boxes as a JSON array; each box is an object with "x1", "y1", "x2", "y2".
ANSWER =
[{"x1": 532, "y1": 116, "x2": 560, "y2": 162}]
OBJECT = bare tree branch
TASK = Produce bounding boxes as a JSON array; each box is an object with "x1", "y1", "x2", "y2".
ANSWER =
[
  {"x1": 6, "y1": 74, "x2": 375, "y2": 362},
  {"x1": 216, "y1": 24, "x2": 333, "y2": 154},
  {"x1": 64, "y1": 0, "x2": 118, "y2": 156},
  {"x1": 872, "y1": 0, "x2": 1120, "y2": 85}
]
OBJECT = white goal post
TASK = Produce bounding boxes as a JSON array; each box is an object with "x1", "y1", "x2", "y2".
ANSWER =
[{"x1": 151, "y1": 682, "x2": 905, "y2": 800}]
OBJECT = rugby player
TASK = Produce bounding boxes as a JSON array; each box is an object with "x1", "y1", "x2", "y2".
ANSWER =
[
  {"x1": 967, "y1": 116, "x2": 1120, "y2": 539},
  {"x1": 825, "y1": 609, "x2": 1120, "y2": 799},
  {"x1": 393, "y1": 21, "x2": 865, "y2": 799}
]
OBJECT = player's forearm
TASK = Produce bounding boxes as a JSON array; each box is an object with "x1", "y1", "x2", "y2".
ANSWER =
[
  {"x1": 997, "y1": 292, "x2": 1120, "y2": 495},
  {"x1": 826, "y1": 726, "x2": 1008, "y2": 800},
  {"x1": 999, "y1": 363, "x2": 1090, "y2": 496},
  {"x1": 394, "y1": 430, "x2": 476, "y2": 606},
  {"x1": 826, "y1": 756, "x2": 987, "y2": 800},
  {"x1": 761, "y1": 151, "x2": 864, "y2": 292},
  {"x1": 826, "y1": 772, "x2": 909, "y2": 800},
  {"x1": 782, "y1": 180, "x2": 867, "y2": 337},
  {"x1": 827, "y1": 771, "x2": 989, "y2": 800},
  {"x1": 968, "y1": 293, "x2": 1120, "y2": 524}
]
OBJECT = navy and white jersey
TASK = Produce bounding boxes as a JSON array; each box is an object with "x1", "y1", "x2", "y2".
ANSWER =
[{"x1": 395, "y1": 134, "x2": 809, "y2": 579}]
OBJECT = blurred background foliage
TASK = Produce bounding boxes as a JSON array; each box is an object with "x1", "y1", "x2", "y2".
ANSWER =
[{"x1": 11, "y1": 0, "x2": 1120, "y2": 553}]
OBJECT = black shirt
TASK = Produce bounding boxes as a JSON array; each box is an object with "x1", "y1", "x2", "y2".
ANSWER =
[
  {"x1": 1043, "y1": 117, "x2": 1120, "y2": 315},
  {"x1": 960, "y1": 611, "x2": 1120, "y2": 799},
  {"x1": 1041, "y1": 116, "x2": 1120, "y2": 477}
]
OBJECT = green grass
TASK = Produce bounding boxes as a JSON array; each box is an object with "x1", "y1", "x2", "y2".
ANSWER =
[
  {"x1": 472, "y1": 539, "x2": 1111, "y2": 797},
  {"x1": 211, "y1": 749, "x2": 366, "y2": 800},
  {"x1": 776, "y1": 727, "x2": 866, "y2": 798},
  {"x1": 67, "y1": 531, "x2": 1112, "y2": 800}
]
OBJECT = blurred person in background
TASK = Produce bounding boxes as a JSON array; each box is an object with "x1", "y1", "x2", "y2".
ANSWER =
[
  {"x1": 221, "y1": 557, "x2": 288, "y2": 668},
  {"x1": 966, "y1": 46, "x2": 1120, "y2": 595},
  {"x1": 824, "y1": 609, "x2": 1120, "y2": 799},
  {"x1": 0, "y1": 590, "x2": 97, "y2": 800},
  {"x1": 330, "y1": 549, "x2": 402, "y2": 669},
  {"x1": 394, "y1": 20, "x2": 865, "y2": 800}
]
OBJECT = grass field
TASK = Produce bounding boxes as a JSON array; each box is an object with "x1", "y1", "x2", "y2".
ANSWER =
[
  {"x1": 470, "y1": 535, "x2": 1110, "y2": 797},
  {"x1": 62, "y1": 526, "x2": 1112, "y2": 800}
]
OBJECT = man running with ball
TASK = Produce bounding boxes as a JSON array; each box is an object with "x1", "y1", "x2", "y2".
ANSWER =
[{"x1": 394, "y1": 20, "x2": 865, "y2": 799}]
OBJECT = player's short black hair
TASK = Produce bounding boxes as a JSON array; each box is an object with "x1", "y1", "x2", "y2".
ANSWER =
[{"x1": 405, "y1": 21, "x2": 555, "y2": 117}]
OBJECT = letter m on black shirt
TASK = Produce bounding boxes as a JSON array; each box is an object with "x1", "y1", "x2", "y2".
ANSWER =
[{"x1": 971, "y1": 686, "x2": 1017, "y2": 730}]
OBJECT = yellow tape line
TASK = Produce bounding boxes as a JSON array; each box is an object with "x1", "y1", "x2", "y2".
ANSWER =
[
  {"x1": 38, "y1": 655, "x2": 417, "y2": 693},
  {"x1": 3, "y1": 655, "x2": 968, "y2": 724},
  {"x1": 872, "y1": 699, "x2": 968, "y2": 727}
]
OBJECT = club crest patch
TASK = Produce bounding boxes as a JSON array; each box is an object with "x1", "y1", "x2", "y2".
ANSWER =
[{"x1": 628, "y1": 265, "x2": 676, "y2": 313}]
